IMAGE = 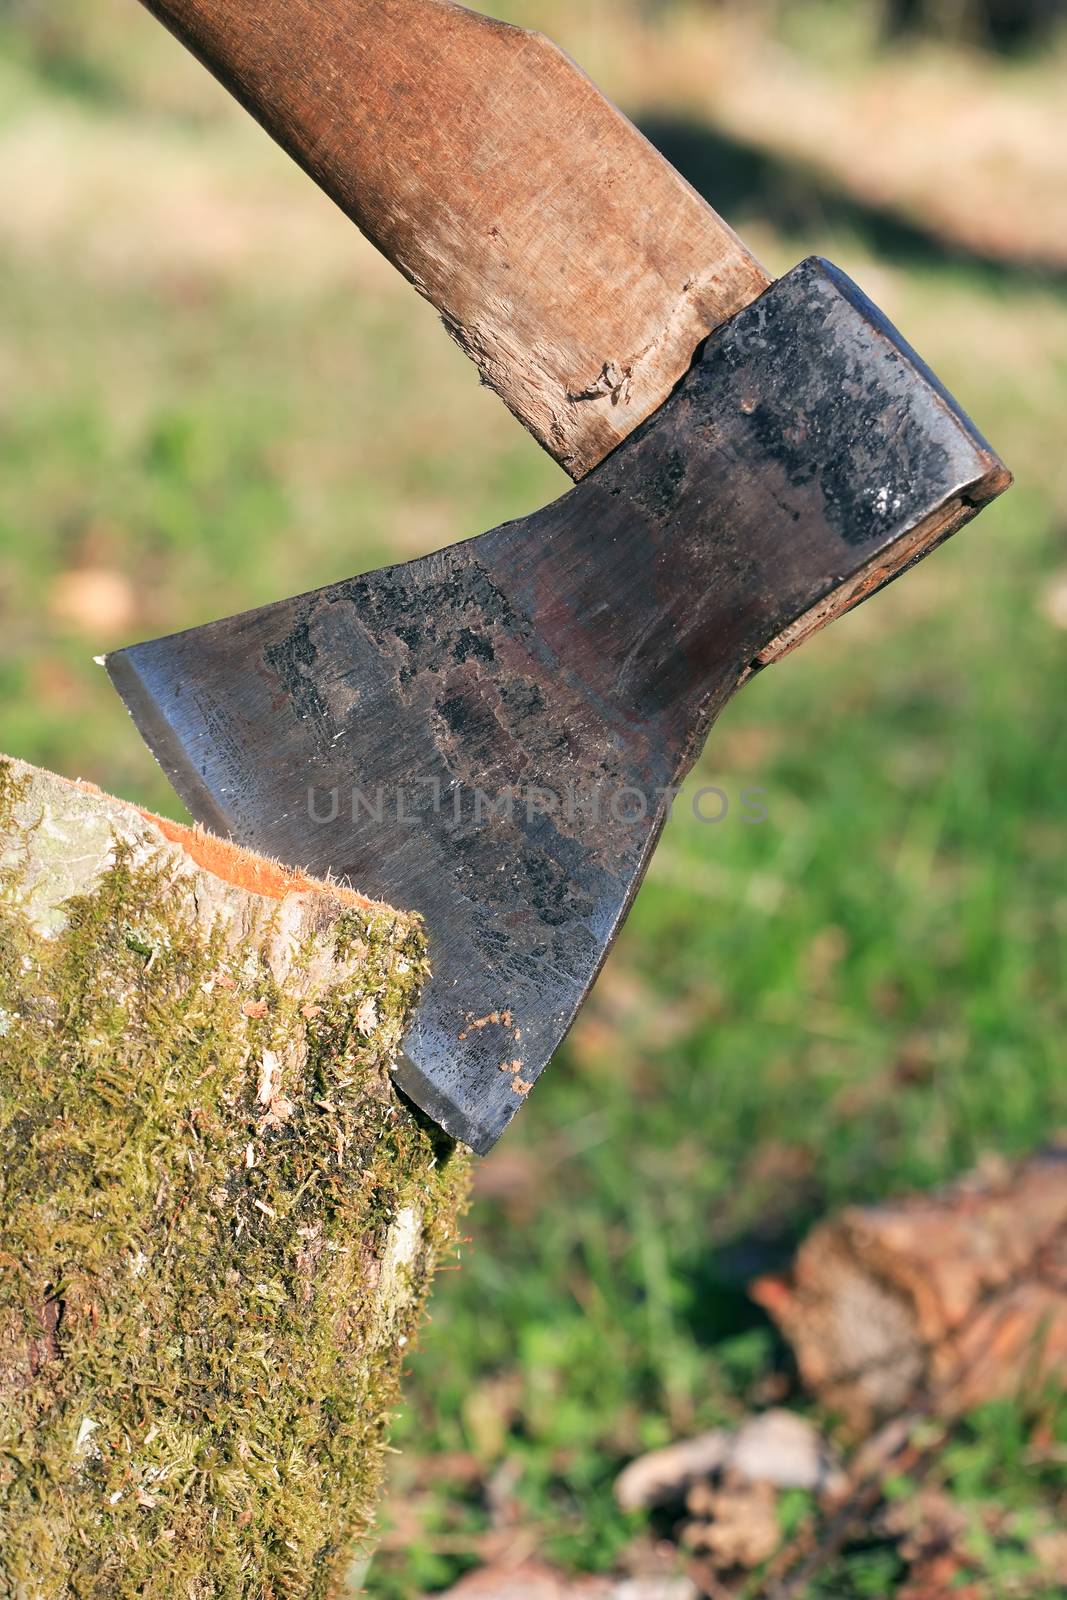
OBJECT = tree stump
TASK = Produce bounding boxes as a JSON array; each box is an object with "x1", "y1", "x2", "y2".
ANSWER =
[
  {"x1": 752, "y1": 1143, "x2": 1067, "y2": 1431},
  {"x1": 0, "y1": 756, "x2": 470, "y2": 1598}
]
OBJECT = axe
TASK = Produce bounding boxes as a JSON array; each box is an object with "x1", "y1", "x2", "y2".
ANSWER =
[{"x1": 106, "y1": 0, "x2": 1010, "y2": 1153}]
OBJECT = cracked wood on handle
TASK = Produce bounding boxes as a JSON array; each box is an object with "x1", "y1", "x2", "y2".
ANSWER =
[
  {"x1": 137, "y1": 0, "x2": 770, "y2": 478},
  {"x1": 0, "y1": 756, "x2": 469, "y2": 1597}
]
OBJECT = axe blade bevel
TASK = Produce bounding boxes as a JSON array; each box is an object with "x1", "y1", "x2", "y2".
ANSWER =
[{"x1": 106, "y1": 261, "x2": 1009, "y2": 1153}]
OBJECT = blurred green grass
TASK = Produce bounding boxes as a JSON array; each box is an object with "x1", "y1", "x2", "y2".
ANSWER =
[{"x1": 1, "y1": 3, "x2": 1065, "y2": 1595}]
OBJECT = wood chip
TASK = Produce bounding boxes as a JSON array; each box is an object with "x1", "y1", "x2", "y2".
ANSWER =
[
  {"x1": 256, "y1": 1050, "x2": 281, "y2": 1109},
  {"x1": 354, "y1": 997, "x2": 379, "y2": 1033}
]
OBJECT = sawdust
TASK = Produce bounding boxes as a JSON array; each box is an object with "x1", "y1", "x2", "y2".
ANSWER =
[{"x1": 459, "y1": 1009, "x2": 515, "y2": 1040}]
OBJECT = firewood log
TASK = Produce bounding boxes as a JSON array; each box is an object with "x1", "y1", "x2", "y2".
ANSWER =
[{"x1": 752, "y1": 1143, "x2": 1067, "y2": 1431}]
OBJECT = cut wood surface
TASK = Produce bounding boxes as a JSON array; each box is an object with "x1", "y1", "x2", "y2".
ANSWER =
[
  {"x1": 138, "y1": 0, "x2": 770, "y2": 478},
  {"x1": 0, "y1": 756, "x2": 469, "y2": 1598},
  {"x1": 752, "y1": 1142, "x2": 1067, "y2": 1430}
]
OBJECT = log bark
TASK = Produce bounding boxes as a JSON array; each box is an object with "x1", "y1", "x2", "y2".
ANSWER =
[
  {"x1": 0, "y1": 756, "x2": 470, "y2": 1599},
  {"x1": 752, "y1": 1143, "x2": 1067, "y2": 1432}
]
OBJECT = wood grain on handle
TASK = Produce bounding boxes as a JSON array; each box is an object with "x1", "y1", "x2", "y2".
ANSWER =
[{"x1": 138, "y1": 0, "x2": 770, "y2": 477}]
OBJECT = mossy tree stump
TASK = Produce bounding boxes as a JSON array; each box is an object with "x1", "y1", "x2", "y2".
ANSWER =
[{"x1": 0, "y1": 757, "x2": 470, "y2": 1599}]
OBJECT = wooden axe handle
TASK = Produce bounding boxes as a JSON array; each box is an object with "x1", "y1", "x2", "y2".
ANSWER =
[{"x1": 138, "y1": 0, "x2": 770, "y2": 478}]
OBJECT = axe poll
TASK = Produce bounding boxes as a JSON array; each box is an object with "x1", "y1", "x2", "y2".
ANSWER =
[{"x1": 108, "y1": 0, "x2": 1010, "y2": 1151}]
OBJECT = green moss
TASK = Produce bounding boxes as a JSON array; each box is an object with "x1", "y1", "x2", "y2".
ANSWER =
[{"x1": 0, "y1": 761, "x2": 470, "y2": 1598}]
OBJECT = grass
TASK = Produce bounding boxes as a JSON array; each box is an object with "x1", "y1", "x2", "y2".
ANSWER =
[{"x1": 0, "y1": 2, "x2": 1065, "y2": 1594}]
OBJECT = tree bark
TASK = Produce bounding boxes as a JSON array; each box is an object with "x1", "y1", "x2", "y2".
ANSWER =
[
  {"x1": 752, "y1": 1143, "x2": 1067, "y2": 1432},
  {"x1": 0, "y1": 756, "x2": 470, "y2": 1599}
]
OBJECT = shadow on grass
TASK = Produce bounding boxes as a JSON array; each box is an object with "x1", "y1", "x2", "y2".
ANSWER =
[
  {"x1": 887, "y1": 0, "x2": 1067, "y2": 55},
  {"x1": 640, "y1": 113, "x2": 1067, "y2": 290},
  {"x1": 682, "y1": 1221, "x2": 808, "y2": 1362}
]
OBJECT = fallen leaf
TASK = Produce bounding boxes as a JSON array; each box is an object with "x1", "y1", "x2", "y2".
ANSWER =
[
  {"x1": 437, "y1": 1565, "x2": 602, "y2": 1599},
  {"x1": 1040, "y1": 571, "x2": 1067, "y2": 630},
  {"x1": 882, "y1": 1486, "x2": 969, "y2": 1565},
  {"x1": 1031, "y1": 1528, "x2": 1067, "y2": 1585},
  {"x1": 727, "y1": 1409, "x2": 845, "y2": 1496},
  {"x1": 616, "y1": 1432, "x2": 731, "y2": 1512},
  {"x1": 682, "y1": 1476, "x2": 780, "y2": 1570},
  {"x1": 49, "y1": 568, "x2": 135, "y2": 635},
  {"x1": 615, "y1": 1410, "x2": 843, "y2": 1512},
  {"x1": 438, "y1": 1565, "x2": 697, "y2": 1599}
]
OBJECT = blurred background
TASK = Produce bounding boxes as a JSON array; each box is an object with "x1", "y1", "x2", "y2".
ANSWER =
[{"x1": 1, "y1": 1, "x2": 1065, "y2": 1594}]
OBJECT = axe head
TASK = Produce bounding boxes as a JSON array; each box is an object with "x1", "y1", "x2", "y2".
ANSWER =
[{"x1": 106, "y1": 260, "x2": 1008, "y2": 1152}]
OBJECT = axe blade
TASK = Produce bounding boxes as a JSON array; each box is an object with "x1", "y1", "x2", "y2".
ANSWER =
[{"x1": 106, "y1": 261, "x2": 1008, "y2": 1152}]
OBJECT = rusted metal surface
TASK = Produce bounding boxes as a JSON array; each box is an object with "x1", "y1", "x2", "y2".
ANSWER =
[{"x1": 107, "y1": 259, "x2": 1009, "y2": 1152}]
